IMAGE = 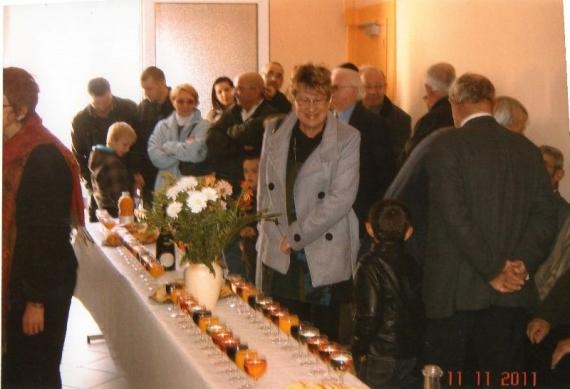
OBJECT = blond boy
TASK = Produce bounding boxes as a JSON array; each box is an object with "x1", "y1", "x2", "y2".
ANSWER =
[{"x1": 88, "y1": 122, "x2": 137, "y2": 217}]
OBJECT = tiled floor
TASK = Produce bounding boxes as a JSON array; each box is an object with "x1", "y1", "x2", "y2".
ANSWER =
[{"x1": 61, "y1": 298, "x2": 130, "y2": 389}]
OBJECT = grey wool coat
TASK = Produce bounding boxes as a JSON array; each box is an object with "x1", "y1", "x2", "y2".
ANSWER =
[{"x1": 256, "y1": 111, "x2": 360, "y2": 289}]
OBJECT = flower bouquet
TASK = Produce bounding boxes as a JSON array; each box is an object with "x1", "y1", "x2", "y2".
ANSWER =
[{"x1": 146, "y1": 174, "x2": 275, "y2": 274}]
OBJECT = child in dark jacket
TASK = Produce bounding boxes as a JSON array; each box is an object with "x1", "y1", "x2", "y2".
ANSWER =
[
  {"x1": 239, "y1": 153, "x2": 259, "y2": 282},
  {"x1": 352, "y1": 199, "x2": 424, "y2": 389},
  {"x1": 88, "y1": 122, "x2": 137, "y2": 217}
]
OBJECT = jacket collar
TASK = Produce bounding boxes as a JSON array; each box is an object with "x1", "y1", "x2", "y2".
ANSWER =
[
  {"x1": 275, "y1": 111, "x2": 340, "y2": 162},
  {"x1": 165, "y1": 108, "x2": 202, "y2": 129}
]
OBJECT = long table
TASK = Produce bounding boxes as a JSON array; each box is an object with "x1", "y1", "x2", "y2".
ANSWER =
[{"x1": 73, "y1": 223, "x2": 368, "y2": 388}]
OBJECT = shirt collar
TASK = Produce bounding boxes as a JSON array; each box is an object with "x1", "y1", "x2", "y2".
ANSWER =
[
  {"x1": 335, "y1": 102, "x2": 357, "y2": 123},
  {"x1": 241, "y1": 99, "x2": 263, "y2": 121},
  {"x1": 460, "y1": 112, "x2": 493, "y2": 127}
]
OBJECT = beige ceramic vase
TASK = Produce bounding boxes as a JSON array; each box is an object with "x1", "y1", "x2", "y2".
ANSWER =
[{"x1": 184, "y1": 261, "x2": 224, "y2": 310}]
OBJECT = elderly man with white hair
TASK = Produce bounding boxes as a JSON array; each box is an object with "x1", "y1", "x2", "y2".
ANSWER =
[
  {"x1": 405, "y1": 62, "x2": 456, "y2": 156},
  {"x1": 493, "y1": 95, "x2": 529, "y2": 134},
  {"x1": 417, "y1": 73, "x2": 556, "y2": 384},
  {"x1": 330, "y1": 66, "x2": 395, "y2": 227}
]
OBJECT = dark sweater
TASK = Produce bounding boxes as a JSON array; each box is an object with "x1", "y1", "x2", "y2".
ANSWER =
[{"x1": 11, "y1": 144, "x2": 77, "y2": 304}]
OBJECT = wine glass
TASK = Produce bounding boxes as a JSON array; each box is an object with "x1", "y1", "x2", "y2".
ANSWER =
[
  {"x1": 298, "y1": 325, "x2": 320, "y2": 365},
  {"x1": 306, "y1": 335, "x2": 328, "y2": 374},
  {"x1": 244, "y1": 354, "x2": 267, "y2": 387},
  {"x1": 278, "y1": 313, "x2": 299, "y2": 348},
  {"x1": 330, "y1": 351, "x2": 354, "y2": 384},
  {"x1": 318, "y1": 341, "x2": 341, "y2": 380},
  {"x1": 269, "y1": 308, "x2": 288, "y2": 343},
  {"x1": 235, "y1": 349, "x2": 258, "y2": 372},
  {"x1": 261, "y1": 302, "x2": 280, "y2": 334},
  {"x1": 198, "y1": 315, "x2": 219, "y2": 333},
  {"x1": 253, "y1": 296, "x2": 273, "y2": 326},
  {"x1": 225, "y1": 274, "x2": 243, "y2": 309}
]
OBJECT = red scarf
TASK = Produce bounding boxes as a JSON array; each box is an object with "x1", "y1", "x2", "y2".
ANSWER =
[{"x1": 2, "y1": 113, "x2": 84, "y2": 333}]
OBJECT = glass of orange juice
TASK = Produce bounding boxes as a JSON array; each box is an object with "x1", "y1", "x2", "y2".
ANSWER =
[
  {"x1": 198, "y1": 315, "x2": 219, "y2": 332},
  {"x1": 235, "y1": 349, "x2": 257, "y2": 371},
  {"x1": 279, "y1": 313, "x2": 299, "y2": 347},
  {"x1": 244, "y1": 354, "x2": 267, "y2": 386}
]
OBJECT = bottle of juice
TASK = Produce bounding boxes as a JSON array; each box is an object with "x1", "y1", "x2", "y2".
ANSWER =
[{"x1": 118, "y1": 191, "x2": 135, "y2": 225}]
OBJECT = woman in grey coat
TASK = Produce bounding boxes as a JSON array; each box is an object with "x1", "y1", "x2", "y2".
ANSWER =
[{"x1": 256, "y1": 63, "x2": 360, "y2": 340}]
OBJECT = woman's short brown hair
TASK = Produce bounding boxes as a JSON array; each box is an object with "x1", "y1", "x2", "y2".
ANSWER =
[
  {"x1": 3, "y1": 67, "x2": 39, "y2": 119},
  {"x1": 290, "y1": 63, "x2": 332, "y2": 99}
]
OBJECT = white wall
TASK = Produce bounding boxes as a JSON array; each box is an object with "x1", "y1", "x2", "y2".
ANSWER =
[
  {"x1": 396, "y1": 0, "x2": 570, "y2": 197},
  {"x1": 3, "y1": 0, "x2": 142, "y2": 147}
]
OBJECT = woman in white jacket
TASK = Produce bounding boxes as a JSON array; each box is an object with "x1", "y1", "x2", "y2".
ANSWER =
[{"x1": 148, "y1": 83, "x2": 209, "y2": 190}]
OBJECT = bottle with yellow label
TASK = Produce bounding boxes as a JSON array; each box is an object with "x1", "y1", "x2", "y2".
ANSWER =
[{"x1": 118, "y1": 191, "x2": 135, "y2": 225}]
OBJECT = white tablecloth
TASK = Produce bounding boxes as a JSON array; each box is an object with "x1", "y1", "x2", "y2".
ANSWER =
[{"x1": 73, "y1": 223, "x2": 368, "y2": 389}]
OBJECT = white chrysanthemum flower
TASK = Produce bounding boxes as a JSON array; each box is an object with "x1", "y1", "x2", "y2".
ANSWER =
[
  {"x1": 215, "y1": 180, "x2": 233, "y2": 198},
  {"x1": 201, "y1": 187, "x2": 218, "y2": 202},
  {"x1": 186, "y1": 190, "x2": 208, "y2": 213},
  {"x1": 177, "y1": 176, "x2": 198, "y2": 191},
  {"x1": 166, "y1": 201, "x2": 183, "y2": 218},
  {"x1": 166, "y1": 185, "x2": 182, "y2": 200}
]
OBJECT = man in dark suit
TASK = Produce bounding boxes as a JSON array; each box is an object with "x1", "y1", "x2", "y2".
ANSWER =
[
  {"x1": 360, "y1": 65, "x2": 411, "y2": 168},
  {"x1": 331, "y1": 67, "x2": 395, "y2": 226},
  {"x1": 71, "y1": 77, "x2": 140, "y2": 221},
  {"x1": 411, "y1": 73, "x2": 556, "y2": 386},
  {"x1": 207, "y1": 72, "x2": 278, "y2": 278},
  {"x1": 384, "y1": 127, "x2": 452, "y2": 265},
  {"x1": 405, "y1": 62, "x2": 455, "y2": 157},
  {"x1": 540, "y1": 145, "x2": 570, "y2": 230},
  {"x1": 527, "y1": 269, "x2": 570, "y2": 387},
  {"x1": 206, "y1": 72, "x2": 278, "y2": 194},
  {"x1": 136, "y1": 66, "x2": 174, "y2": 204},
  {"x1": 261, "y1": 61, "x2": 291, "y2": 114}
]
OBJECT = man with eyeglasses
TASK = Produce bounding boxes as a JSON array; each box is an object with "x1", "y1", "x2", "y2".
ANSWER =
[
  {"x1": 360, "y1": 65, "x2": 411, "y2": 168},
  {"x1": 261, "y1": 61, "x2": 291, "y2": 114},
  {"x1": 330, "y1": 67, "x2": 395, "y2": 228},
  {"x1": 71, "y1": 77, "x2": 140, "y2": 222}
]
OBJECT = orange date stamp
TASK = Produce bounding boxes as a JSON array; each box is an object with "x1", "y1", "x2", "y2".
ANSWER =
[{"x1": 446, "y1": 370, "x2": 538, "y2": 387}]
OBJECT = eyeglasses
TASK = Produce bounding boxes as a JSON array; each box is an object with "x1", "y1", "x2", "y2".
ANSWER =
[
  {"x1": 364, "y1": 84, "x2": 385, "y2": 91},
  {"x1": 175, "y1": 99, "x2": 195, "y2": 105},
  {"x1": 295, "y1": 96, "x2": 328, "y2": 107},
  {"x1": 331, "y1": 85, "x2": 356, "y2": 93}
]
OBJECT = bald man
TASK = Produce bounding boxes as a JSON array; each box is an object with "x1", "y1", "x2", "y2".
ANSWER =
[
  {"x1": 261, "y1": 61, "x2": 292, "y2": 114},
  {"x1": 360, "y1": 66, "x2": 411, "y2": 167},
  {"x1": 206, "y1": 72, "x2": 278, "y2": 193}
]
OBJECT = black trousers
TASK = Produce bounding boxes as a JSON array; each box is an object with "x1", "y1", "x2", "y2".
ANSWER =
[
  {"x1": 3, "y1": 295, "x2": 73, "y2": 389},
  {"x1": 422, "y1": 306, "x2": 528, "y2": 389}
]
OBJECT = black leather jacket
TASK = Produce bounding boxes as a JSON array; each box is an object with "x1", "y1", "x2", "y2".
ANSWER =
[{"x1": 352, "y1": 241, "x2": 424, "y2": 361}]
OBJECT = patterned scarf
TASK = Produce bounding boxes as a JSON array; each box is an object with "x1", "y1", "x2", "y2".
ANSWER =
[{"x1": 2, "y1": 113, "x2": 84, "y2": 336}]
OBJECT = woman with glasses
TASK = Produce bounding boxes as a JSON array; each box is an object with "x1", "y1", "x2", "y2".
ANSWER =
[
  {"x1": 3, "y1": 67, "x2": 85, "y2": 387},
  {"x1": 256, "y1": 63, "x2": 360, "y2": 341},
  {"x1": 148, "y1": 83, "x2": 210, "y2": 190}
]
